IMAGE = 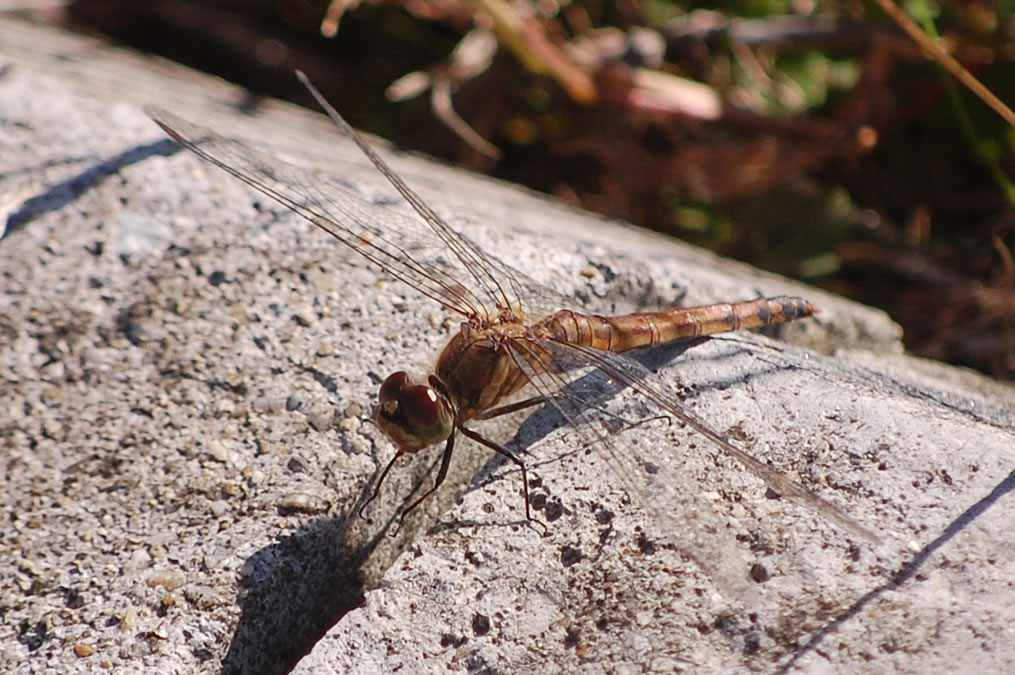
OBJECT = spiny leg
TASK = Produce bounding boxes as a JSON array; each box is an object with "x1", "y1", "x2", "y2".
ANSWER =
[
  {"x1": 586, "y1": 413, "x2": 672, "y2": 443},
  {"x1": 458, "y1": 425, "x2": 544, "y2": 531},
  {"x1": 399, "y1": 433, "x2": 457, "y2": 523},
  {"x1": 364, "y1": 397, "x2": 548, "y2": 526},
  {"x1": 359, "y1": 448, "x2": 407, "y2": 518}
]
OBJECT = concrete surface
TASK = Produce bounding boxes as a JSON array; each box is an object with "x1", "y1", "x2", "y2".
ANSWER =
[{"x1": 3, "y1": 16, "x2": 1015, "y2": 675}]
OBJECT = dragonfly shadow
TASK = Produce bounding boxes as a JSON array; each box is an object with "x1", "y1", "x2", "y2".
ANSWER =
[
  {"x1": 220, "y1": 515, "x2": 365, "y2": 675},
  {"x1": 220, "y1": 483, "x2": 426, "y2": 675}
]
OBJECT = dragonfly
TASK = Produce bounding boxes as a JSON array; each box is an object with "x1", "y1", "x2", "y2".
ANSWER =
[{"x1": 145, "y1": 72, "x2": 877, "y2": 556}]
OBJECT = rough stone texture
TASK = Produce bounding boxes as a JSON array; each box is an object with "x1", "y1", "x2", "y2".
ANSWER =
[{"x1": 3, "y1": 16, "x2": 1015, "y2": 675}]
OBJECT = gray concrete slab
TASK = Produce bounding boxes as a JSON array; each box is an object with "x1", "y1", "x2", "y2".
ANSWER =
[{"x1": 2, "y1": 16, "x2": 1014, "y2": 675}]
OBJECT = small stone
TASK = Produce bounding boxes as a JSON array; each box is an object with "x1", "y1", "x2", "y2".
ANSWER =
[
  {"x1": 147, "y1": 569, "x2": 186, "y2": 591},
  {"x1": 308, "y1": 408, "x2": 334, "y2": 431},
  {"x1": 276, "y1": 492, "x2": 330, "y2": 515},
  {"x1": 184, "y1": 585, "x2": 222, "y2": 610},
  {"x1": 208, "y1": 500, "x2": 229, "y2": 517},
  {"x1": 291, "y1": 309, "x2": 314, "y2": 327},
  {"x1": 205, "y1": 440, "x2": 229, "y2": 463},
  {"x1": 252, "y1": 395, "x2": 284, "y2": 413},
  {"x1": 120, "y1": 607, "x2": 141, "y2": 630},
  {"x1": 338, "y1": 415, "x2": 361, "y2": 434},
  {"x1": 217, "y1": 398, "x2": 235, "y2": 416}
]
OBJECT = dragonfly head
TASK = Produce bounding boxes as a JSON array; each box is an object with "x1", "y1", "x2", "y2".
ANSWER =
[{"x1": 374, "y1": 371, "x2": 455, "y2": 451}]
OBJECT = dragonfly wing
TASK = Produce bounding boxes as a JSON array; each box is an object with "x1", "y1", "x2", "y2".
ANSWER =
[
  {"x1": 145, "y1": 106, "x2": 573, "y2": 321},
  {"x1": 293, "y1": 74, "x2": 576, "y2": 320},
  {"x1": 532, "y1": 337, "x2": 879, "y2": 543},
  {"x1": 501, "y1": 336, "x2": 762, "y2": 600},
  {"x1": 499, "y1": 334, "x2": 878, "y2": 590}
]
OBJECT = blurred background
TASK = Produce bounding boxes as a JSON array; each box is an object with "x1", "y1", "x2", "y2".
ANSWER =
[{"x1": 18, "y1": 0, "x2": 1015, "y2": 379}]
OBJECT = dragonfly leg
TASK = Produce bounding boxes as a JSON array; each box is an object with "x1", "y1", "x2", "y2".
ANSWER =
[
  {"x1": 359, "y1": 448, "x2": 407, "y2": 519},
  {"x1": 398, "y1": 433, "x2": 457, "y2": 523},
  {"x1": 594, "y1": 413, "x2": 672, "y2": 439},
  {"x1": 457, "y1": 425, "x2": 542, "y2": 530},
  {"x1": 476, "y1": 395, "x2": 547, "y2": 420},
  {"x1": 362, "y1": 417, "x2": 545, "y2": 529}
]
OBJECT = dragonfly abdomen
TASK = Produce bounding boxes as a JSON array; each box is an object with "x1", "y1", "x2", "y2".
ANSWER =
[{"x1": 545, "y1": 296, "x2": 815, "y2": 353}]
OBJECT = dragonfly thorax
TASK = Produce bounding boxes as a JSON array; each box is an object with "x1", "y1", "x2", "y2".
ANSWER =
[
  {"x1": 434, "y1": 325, "x2": 531, "y2": 418},
  {"x1": 374, "y1": 371, "x2": 455, "y2": 452}
]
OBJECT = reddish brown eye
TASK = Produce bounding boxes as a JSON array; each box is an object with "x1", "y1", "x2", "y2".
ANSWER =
[
  {"x1": 401, "y1": 386, "x2": 442, "y2": 427},
  {"x1": 374, "y1": 372, "x2": 454, "y2": 449}
]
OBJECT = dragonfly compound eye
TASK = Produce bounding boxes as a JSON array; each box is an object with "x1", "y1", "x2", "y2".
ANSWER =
[{"x1": 375, "y1": 371, "x2": 453, "y2": 449}]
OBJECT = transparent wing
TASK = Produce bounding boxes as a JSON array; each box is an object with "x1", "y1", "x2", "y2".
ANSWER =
[
  {"x1": 144, "y1": 106, "x2": 573, "y2": 320},
  {"x1": 575, "y1": 344, "x2": 878, "y2": 541},
  {"x1": 502, "y1": 335, "x2": 879, "y2": 564}
]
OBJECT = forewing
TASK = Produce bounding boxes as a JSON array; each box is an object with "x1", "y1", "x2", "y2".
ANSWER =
[{"x1": 292, "y1": 78, "x2": 577, "y2": 320}]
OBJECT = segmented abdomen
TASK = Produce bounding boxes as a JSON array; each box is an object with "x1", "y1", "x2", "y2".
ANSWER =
[{"x1": 544, "y1": 296, "x2": 816, "y2": 353}]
